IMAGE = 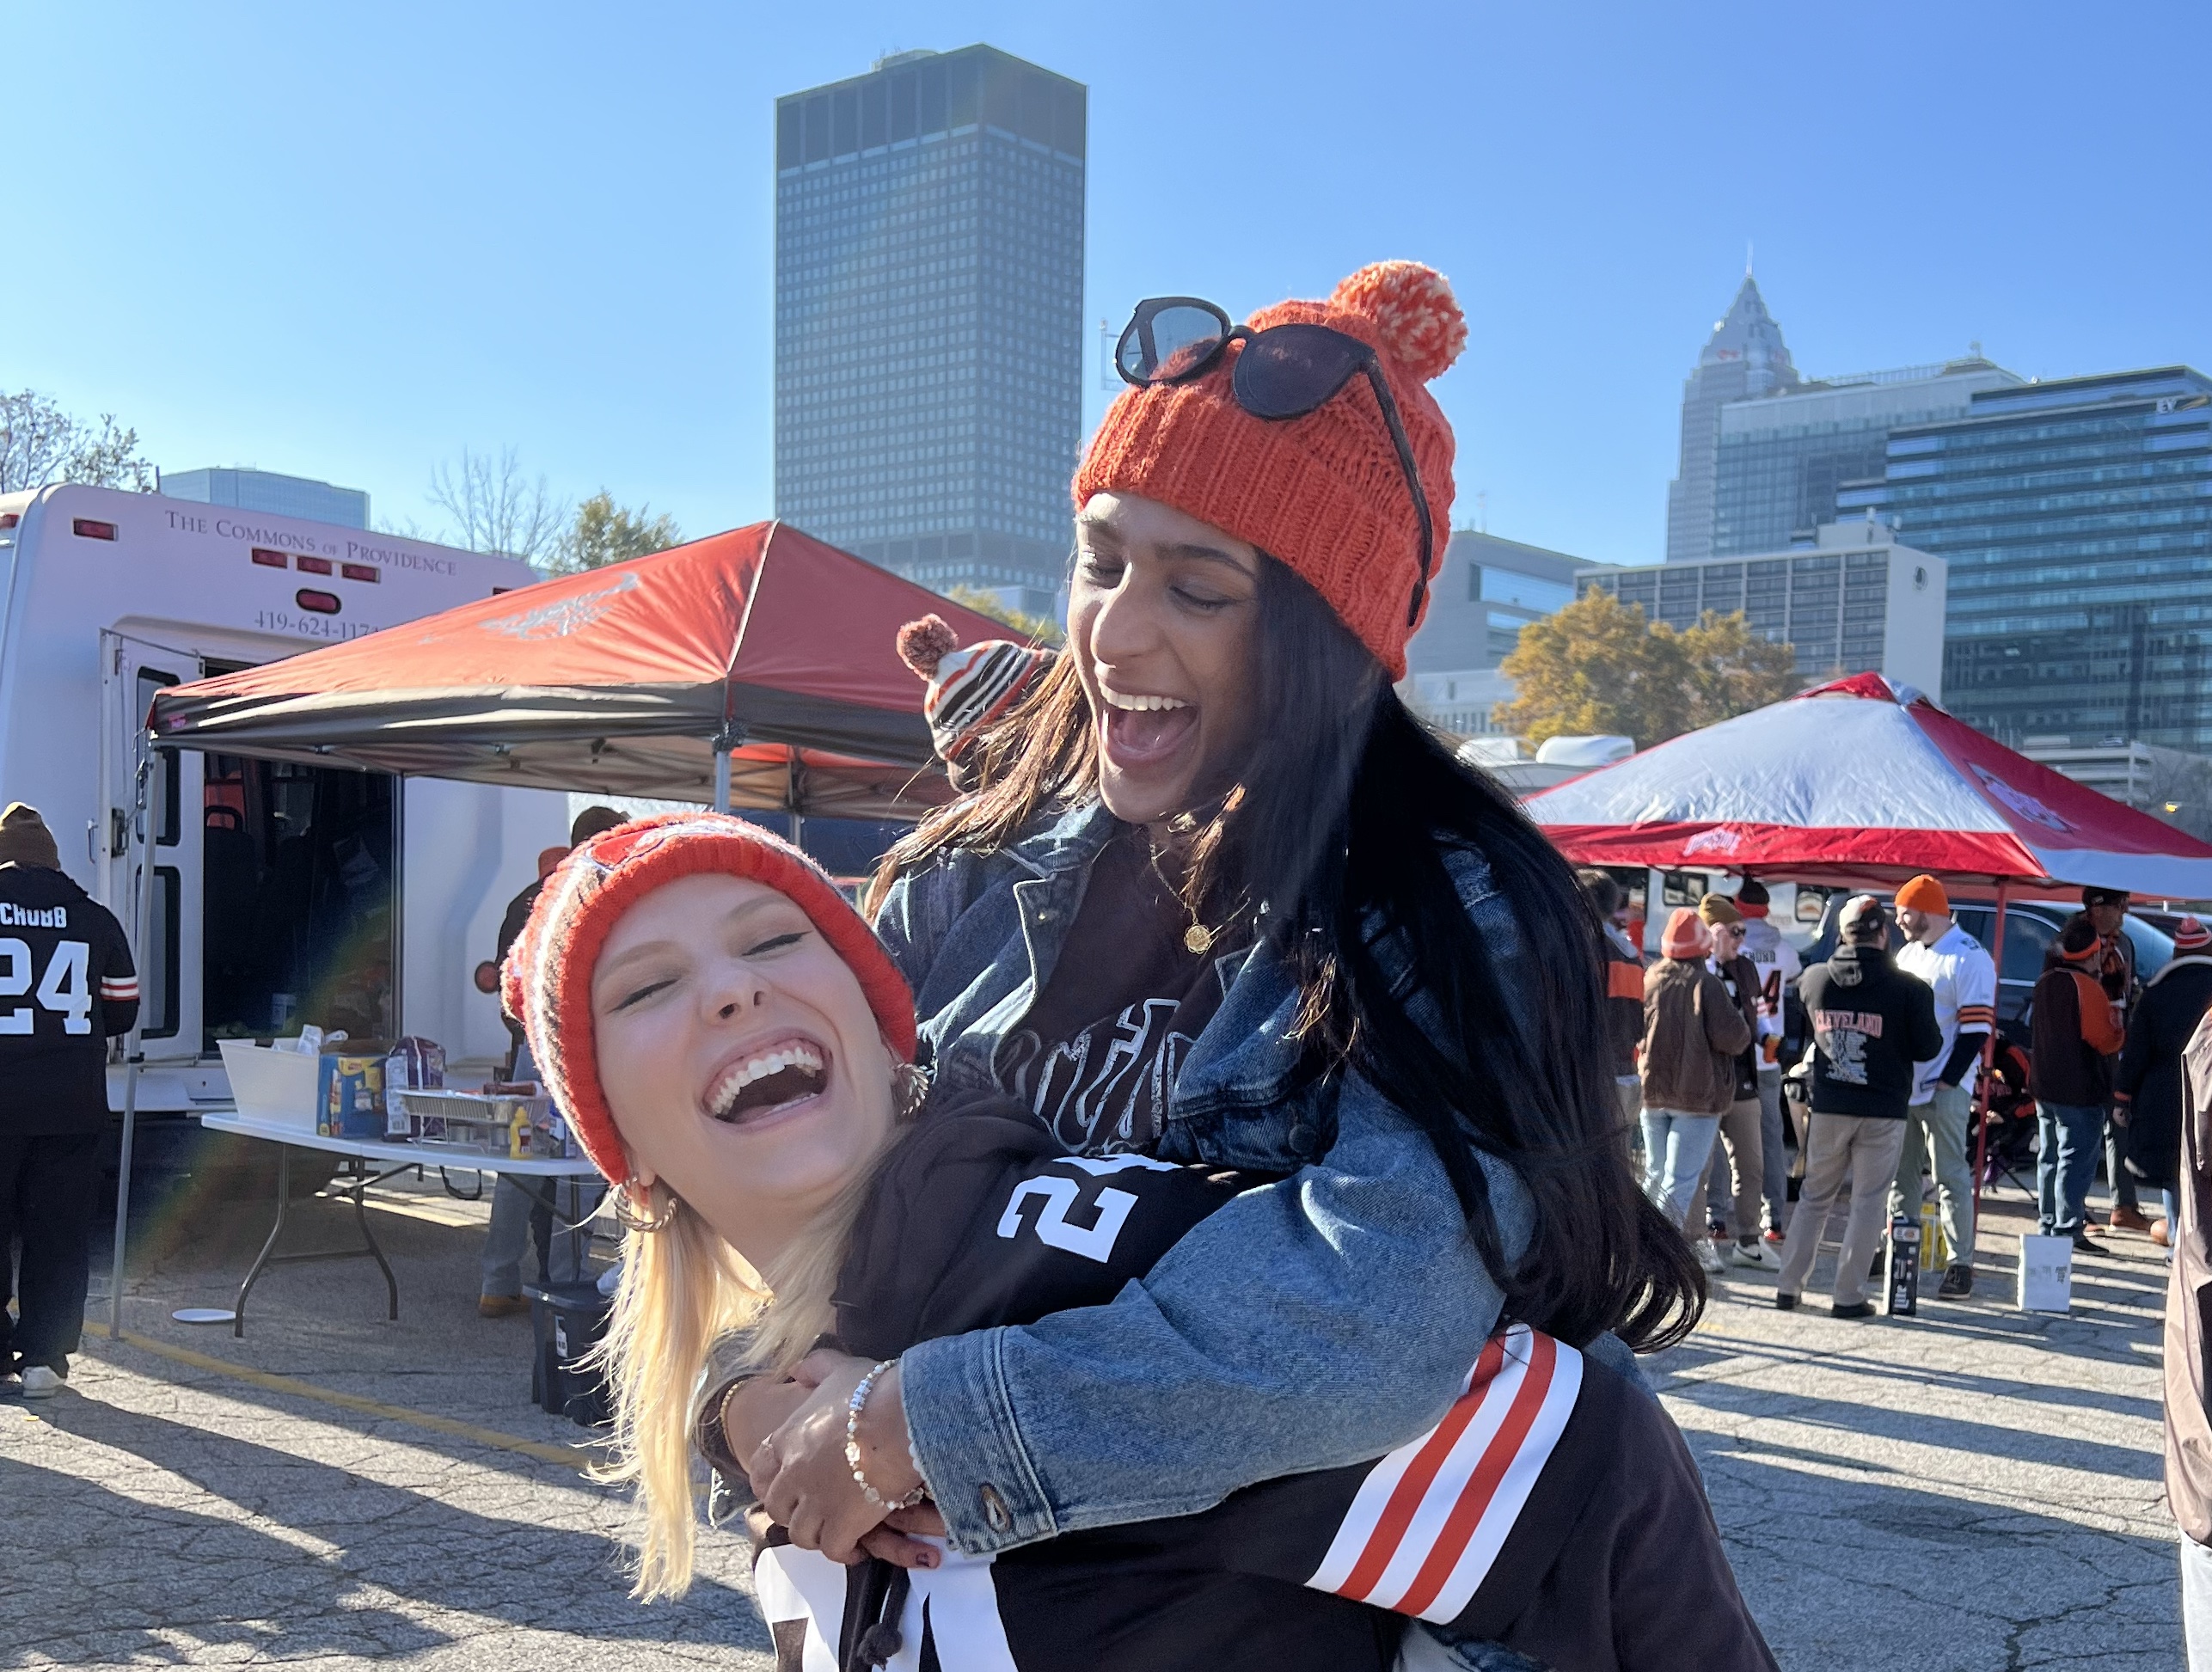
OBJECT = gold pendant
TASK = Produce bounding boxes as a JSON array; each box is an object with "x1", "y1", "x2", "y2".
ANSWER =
[{"x1": 1184, "y1": 923, "x2": 1214, "y2": 955}]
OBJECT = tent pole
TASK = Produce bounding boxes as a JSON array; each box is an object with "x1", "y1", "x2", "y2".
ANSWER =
[
  {"x1": 108, "y1": 740, "x2": 166, "y2": 1339},
  {"x1": 711, "y1": 723, "x2": 745, "y2": 815},
  {"x1": 1972, "y1": 879, "x2": 2010, "y2": 1216}
]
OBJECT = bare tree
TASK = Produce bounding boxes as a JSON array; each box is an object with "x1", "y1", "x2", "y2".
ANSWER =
[
  {"x1": 426, "y1": 446, "x2": 564, "y2": 564},
  {"x1": 0, "y1": 389, "x2": 155, "y2": 493}
]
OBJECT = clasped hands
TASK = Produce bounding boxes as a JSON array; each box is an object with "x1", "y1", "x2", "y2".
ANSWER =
[{"x1": 736, "y1": 1349, "x2": 947, "y2": 1568}]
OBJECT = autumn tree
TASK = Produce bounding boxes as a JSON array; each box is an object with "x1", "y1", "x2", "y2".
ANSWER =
[
  {"x1": 552, "y1": 490, "x2": 681, "y2": 574},
  {"x1": 948, "y1": 584, "x2": 1065, "y2": 647},
  {"x1": 1495, "y1": 589, "x2": 1798, "y2": 748}
]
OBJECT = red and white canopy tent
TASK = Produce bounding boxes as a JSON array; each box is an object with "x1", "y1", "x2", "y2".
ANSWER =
[
  {"x1": 107, "y1": 521, "x2": 1010, "y2": 1333},
  {"x1": 1525, "y1": 672, "x2": 2212, "y2": 1204},
  {"x1": 1526, "y1": 672, "x2": 2212, "y2": 900}
]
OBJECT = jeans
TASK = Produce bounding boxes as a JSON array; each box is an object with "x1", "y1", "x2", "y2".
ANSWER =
[
  {"x1": 1756, "y1": 1069, "x2": 1790, "y2": 1232},
  {"x1": 1890, "y1": 1082, "x2": 1977, "y2": 1265},
  {"x1": 2108, "y1": 1114, "x2": 2141, "y2": 1213},
  {"x1": 2038, "y1": 1103, "x2": 2105, "y2": 1236},
  {"x1": 1685, "y1": 1096, "x2": 1764, "y2": 1240},
  {"x1": 2184, "y1": 1532, "x2": 2212, "y2": 1670},
  {"x1": 1641, "y1": 1109, "x2": 1723, "y2": 1230},
  {"x1": 0, "y1": 1132, "x2": 101, "y2": 1371},
  {"x1": 481, "y1": 1175, "x2": 600, "y2": 1296},
  {"x1": 1776, "y1": 1112, "x2": 1909, "y2": 1308}
]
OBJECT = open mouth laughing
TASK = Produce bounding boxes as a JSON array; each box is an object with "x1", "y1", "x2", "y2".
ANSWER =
[{"x1": 702, "y1": 1037, "x2": 830, "y2": 1127}]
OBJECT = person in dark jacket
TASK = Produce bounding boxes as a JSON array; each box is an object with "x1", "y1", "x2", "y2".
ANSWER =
[
  {"x1": 1581, "y1": 869, "x2": 1646, "y2": 1140},
  {"x1": 2032, "y1": 914, "x2": 2124, "y2": 1250},
  {"x1": 2117, "y1": 916, "x2": 2212, "y2": 1246},
  {"x1": 2083, "y1": 883, "x2": 2154, "y2": 1232},
  {"x1": 0, "y1": 804, "x2": 138, "y2": 1399},
  {"x1": 1776, "y1": 896, "x2": 1941, "y2": 1317}
]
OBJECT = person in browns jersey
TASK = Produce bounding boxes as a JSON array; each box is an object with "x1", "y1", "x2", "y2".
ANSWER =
[
  {"x1": 501, "y1": 813, "x2": 1776, "y2": 1672},
  {"x1": 0, "y1": 803, "x2": 138, "y2": 1399}
]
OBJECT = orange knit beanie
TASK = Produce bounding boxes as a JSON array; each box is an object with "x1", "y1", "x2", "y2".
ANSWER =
[{"x1": 1075, "y1": 260, "x2": 1465, "y2": 679}]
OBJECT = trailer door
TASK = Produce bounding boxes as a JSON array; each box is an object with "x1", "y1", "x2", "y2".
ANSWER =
[{"x1": 101, "y1": 631, "x2": 204, "y2": 1059}]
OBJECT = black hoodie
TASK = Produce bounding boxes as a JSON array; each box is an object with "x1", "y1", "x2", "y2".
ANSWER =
[{"x1": 1796, "y1": 943, "x2": 1940, "y2": 1122}]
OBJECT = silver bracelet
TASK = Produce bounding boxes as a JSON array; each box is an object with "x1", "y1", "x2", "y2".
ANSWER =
[{"x1": 845, "y1": 1359, "x2": 928, "y2": 1511}]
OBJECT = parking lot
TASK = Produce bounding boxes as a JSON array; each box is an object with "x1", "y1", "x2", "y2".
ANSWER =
[{"x1": 0, "y1": 1168, "x2": 2181, "y2": 1669}]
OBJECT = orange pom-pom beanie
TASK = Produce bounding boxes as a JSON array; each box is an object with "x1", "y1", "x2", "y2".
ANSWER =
[
  {"x1": 1074, "y1": 260, "x2": 1466, "y2": 679},
  {"x1": 1893, "y1": 874, "x2": 1950, "y2": 916},
  {"x1": 502, "y1": 812, "x2": 916, "y2": 1185}
]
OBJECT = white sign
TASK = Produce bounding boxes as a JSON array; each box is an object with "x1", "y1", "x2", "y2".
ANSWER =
[{"x1": 2018, "y1": 1234, "x2": 2073, "y2": 1314}]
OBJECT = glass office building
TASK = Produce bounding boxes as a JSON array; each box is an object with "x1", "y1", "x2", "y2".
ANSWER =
[
  {"x1": 1710, "y1": 359, "x2": 2020, "y2": 557},
  {"x1": 162, "y1": 467, "x2": 369, "y2": 529},
  {"x1": 774, "y1": 46, "x2": 1086, "y2": 619},
  {"x1": 1838, "y1": 368, "x2": 2212, "y2": 749}
]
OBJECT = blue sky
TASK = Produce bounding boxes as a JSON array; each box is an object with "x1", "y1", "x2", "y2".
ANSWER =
[{"x1": 7, "y1": 2, "x2": 2206, "y2": 567}]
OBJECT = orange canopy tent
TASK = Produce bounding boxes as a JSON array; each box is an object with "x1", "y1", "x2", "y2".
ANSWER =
[{"x1": 145, "y1": 520, "x2": 1012, "y2": 818}]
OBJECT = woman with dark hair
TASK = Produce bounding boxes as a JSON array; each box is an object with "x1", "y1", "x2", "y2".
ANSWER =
[{"x1": 743, "y1": 263, "x2": 1709, "y2": 1661}]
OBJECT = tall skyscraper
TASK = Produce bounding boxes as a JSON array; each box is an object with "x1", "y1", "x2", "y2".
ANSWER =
[
  {"x1": 1665, "y1": 275, "x2": 1799, "y2": 564},
  {"x1": 162, "y1": 467, "x2": 369, "y2": 529},
  {"x1": 1839, "y1": 367, "x2": 2212, "y2": 750},
  {"x1": 774, "y1": 46, "x2": 1086, "y2": 619}
]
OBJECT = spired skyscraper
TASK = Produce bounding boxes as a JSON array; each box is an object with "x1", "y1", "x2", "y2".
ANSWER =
[
  {"x1": 774, "y1": 46, "x2": 1087, "y2": 619},
  {"x1": 1664, "y1": 274, "x2": 1799, "y2": 565}
]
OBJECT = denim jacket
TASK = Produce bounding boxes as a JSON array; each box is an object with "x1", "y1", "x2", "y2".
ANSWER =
[{"x1": 877, "y1": 799, "x2": 1538, "y2": 1567}]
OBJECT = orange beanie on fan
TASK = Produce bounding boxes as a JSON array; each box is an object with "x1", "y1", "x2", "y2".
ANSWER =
[{"x1": 1075, "y1": 261, "x2": 1465, "y2": 679}]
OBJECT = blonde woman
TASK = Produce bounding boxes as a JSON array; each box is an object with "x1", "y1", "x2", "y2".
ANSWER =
[{"x1": 505, "y1": 813, "x2": 1774, "y2": 1672}]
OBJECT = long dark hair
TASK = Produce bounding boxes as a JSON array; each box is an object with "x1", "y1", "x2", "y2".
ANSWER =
[{"x1": 870, "y1": 557, "x2": 1703, "y2": 1350}]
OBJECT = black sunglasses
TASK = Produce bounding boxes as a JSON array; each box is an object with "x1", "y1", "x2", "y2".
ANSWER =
[{"x1": 1114, "y1": 296, "x2": 1436, "y2": 628}]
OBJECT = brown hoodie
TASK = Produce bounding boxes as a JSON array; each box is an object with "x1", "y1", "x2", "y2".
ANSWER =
[{"x1": 1639, "y1": 957, "x2": 1753, "y2": 1116}]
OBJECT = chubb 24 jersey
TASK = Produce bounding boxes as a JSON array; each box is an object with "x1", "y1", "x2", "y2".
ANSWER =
[
  {"x1": 0, "y1": 864, "x2": 138, "y2": 1135},
  {"x1": 751, "y1": 1101, "x2": 1776, "y2": 1672}
]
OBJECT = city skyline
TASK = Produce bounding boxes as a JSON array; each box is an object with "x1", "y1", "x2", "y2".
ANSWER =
[{"x1": 3, "y1": 4, "x2": 2206, "y2": 573}]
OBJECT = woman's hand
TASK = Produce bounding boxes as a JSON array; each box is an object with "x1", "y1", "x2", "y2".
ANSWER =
[
  {"x1": 749, "y1": 1350, "x2": 928, "y2": 1565},
  {"x1": 720, "y1": 1374, "x2": 815, "y2": 1462}
]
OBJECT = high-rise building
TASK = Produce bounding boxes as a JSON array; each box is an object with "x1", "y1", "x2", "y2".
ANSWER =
[
  {"x1": 162, "y1": 467, "x2": 369, "y2": 529},
  {"x1": 1665, "y1": 275, "x2": 1799, "y2": 565},
  {"x1": 1839, "y1": 367, "x2": 2212, "y2": 750},
  {"x1": 1711, "y1": 358, "x2": 2022, "y2": 556},
  {"x1": 1580, "y1": 517, "x2": 1947, "y2": 696},
  {"x1": 774, "y1": 46, "x2": 1086, "y2": 619}
]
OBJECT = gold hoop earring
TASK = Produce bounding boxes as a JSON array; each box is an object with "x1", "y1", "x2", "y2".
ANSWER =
[
  {"x1": 892, "y1": 1062, "x2": 932, "y2": 1122},
  {"x1": 613, "y1": 1181, "x2": 678, "y2": 1234}
]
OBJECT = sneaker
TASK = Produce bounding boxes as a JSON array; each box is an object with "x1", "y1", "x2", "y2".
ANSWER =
[
  {"x1": 1937, "y1": 1264, "x2": 1974, "y2": 1299},
  {"x1": 20, "y1": 1365, "x2": 63, "y2": 1399},
  {"x1": 1695, "y1": 1239, "x2": 1726, "y2": 1276},
  {"x1": 1831, "y1": 1301, "x2": 1876, "y2": 1320},
  {"x1": 1762, "y1": 1228, "x2": 1786, "y2": 1246},
  {"x1": 2108, "y1": 1205, "x2": 2154, "y2": 1234},
  {"x1": 1728, "y1": 1239, "x2": 1780, "y2": 1270},
  {"x1": 1774, "y1": 1292, "x2": 1798, "y2": 1310},
  {"x1": 477, "y1": 1295, "x2": 530, "y2": 1320}
]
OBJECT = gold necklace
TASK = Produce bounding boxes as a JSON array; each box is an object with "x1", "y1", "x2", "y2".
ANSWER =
[{"x1": 1143, "y1": 833, "x2": 1216, "y2": 956}]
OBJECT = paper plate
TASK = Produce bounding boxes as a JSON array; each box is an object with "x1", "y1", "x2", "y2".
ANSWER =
[{"x1": 171, "y1": 1308, "x2": 237, "y2": 1326}]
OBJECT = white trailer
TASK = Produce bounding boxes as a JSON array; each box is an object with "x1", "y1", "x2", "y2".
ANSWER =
[{"x1": 0, "y1": 482, "x2": 568, "y2": 1127}]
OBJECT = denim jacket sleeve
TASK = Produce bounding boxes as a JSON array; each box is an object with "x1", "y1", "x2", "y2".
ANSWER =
[{"x1": 898, "y1": 1079, "x2": 1532, "y2": 1554}]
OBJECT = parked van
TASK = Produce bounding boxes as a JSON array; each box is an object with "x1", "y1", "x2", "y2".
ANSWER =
[{"x1": 0, "y1": 484, "x2": 568, "y2": 1159}]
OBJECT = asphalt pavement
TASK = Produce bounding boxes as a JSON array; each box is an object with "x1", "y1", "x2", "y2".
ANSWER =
[{"x1": 0, "y1": 1161, "x2": 2183, "y2": 1669}]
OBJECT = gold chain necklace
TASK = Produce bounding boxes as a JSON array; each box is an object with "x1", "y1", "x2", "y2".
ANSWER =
[{"x1": 1143, "y1": 833, "x2": 1216, "y2": 956}]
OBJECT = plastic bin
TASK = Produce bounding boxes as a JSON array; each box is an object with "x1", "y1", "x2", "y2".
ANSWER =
[{"x1": 525, "y1": 1280, "x2": 611, "y2": 1427}]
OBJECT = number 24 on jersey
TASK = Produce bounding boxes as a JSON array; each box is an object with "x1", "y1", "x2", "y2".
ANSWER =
[{"x1": 0, "y1": 938, "x2": 94, "y2": 1034}]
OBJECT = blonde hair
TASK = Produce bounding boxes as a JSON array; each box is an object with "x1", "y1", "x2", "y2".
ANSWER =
[{"x1": 588, "y1": 1152, "x2": 896, "y2": 1600}]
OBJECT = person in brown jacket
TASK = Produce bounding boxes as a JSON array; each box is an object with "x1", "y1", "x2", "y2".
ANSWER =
[
  {"x1": 1639, "y1": 906, "x2": 1754, "y2": 1241},
  {"x1": 1580, "y1": 869, "x2": 1647, "y2": 1137},
  {"x1": 2169, "y1": 1009, "x2": 2212, "y2": 1664},
  {"x1": 1685, "y1": 894, "x2": 1779, "y2": 1275}
]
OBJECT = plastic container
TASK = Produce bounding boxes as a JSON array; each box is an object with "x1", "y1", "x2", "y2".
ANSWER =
[{"x1": 216, "y1": 1039, "x2": 322, "y2": 1130}]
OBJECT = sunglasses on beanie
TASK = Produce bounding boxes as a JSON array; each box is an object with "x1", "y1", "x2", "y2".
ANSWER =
[{"x1": 1113, "y1": 296, "x2": 1437, "y2": 628}]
